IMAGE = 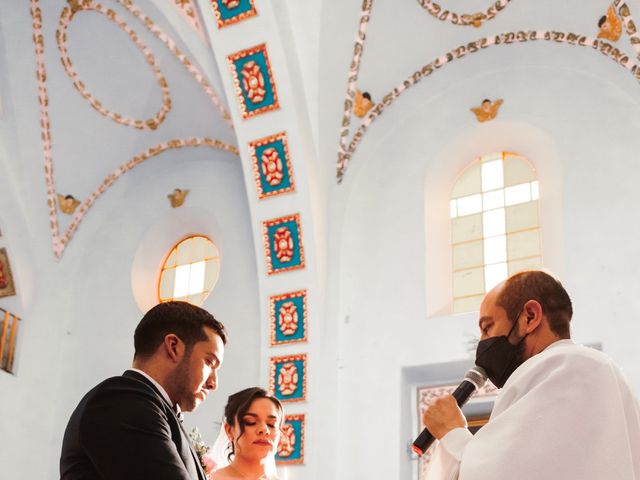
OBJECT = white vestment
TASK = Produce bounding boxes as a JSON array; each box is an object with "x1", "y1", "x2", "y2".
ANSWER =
[{"x1": 426, "y1": 340, "x2": 640, "y2": 479}]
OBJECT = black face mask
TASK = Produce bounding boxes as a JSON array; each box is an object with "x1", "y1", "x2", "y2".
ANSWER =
[{"x1": 475, "y1": 316, "x2": 527, "y2": 388}]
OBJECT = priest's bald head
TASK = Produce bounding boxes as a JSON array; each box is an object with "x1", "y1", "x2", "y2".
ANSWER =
[{"x1": 478, "y1": 270, "x2": 573, "y2": 373}]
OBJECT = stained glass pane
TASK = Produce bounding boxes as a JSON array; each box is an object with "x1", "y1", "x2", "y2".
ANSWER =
[
  {"x1": 453, "y1": 267, "x2": 484, "y2": 297},
  {"x1": 453, "y1": 295, "x2": 483, "y2": 313},
  {"x1": 504, "y1": 154, "x2": 535, "y2": 186},
  {"x1": 452, "y1": 213, "x2": 483, "y2": 244},
  {"x1": 506, "y1": 201, "x2": 538, "y2": 233},
  {"x1": 508, "y1": 256, "x2": 542, "y2": 276},
  {"x1": 452, "y1": 163, "x2": 481, "y2": 199},
  {"x1": 507, "y1": 230, "x2": 540, "y2": 259},
  {"x1": 453, "y1": 241, "x2": 484, "y2": 270}
]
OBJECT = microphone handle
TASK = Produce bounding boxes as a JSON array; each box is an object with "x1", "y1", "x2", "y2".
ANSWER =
[
  {"x1": 412, "y1": 380, "x2": 477, "y2": 456},
  {"x1": 451, "y1": 379, "x2": 477, "y2": 406}
]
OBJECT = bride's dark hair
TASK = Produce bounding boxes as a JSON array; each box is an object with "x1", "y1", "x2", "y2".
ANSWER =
[{"x1": 224, "y1": 387, "x2": 283, "y2": 461}]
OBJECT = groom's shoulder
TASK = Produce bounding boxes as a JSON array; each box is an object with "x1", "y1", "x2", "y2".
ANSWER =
[{"x1": 78, "y1": 372, "x2": 164, "y2": 410}]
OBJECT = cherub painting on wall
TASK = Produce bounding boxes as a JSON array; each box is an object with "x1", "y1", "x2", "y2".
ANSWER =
[{"x1": 0, "y1": 248, "x2": 16, "y2": 298}]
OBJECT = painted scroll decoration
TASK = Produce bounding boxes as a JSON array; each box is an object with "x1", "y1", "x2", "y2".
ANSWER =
[
  {"x1": 30, "y1": 0, "x2": 236, "y2": 258},
  {"x1": 276, "y1": 414, "x2": 305, "y2": 464},
  {"x1": 416, "y1": 0, "x2": 512, "y2": 27},
  {"x1": 269, "y1": 353, "x2": 307, "y2": 402},
  {"x1": 171, "y1": 0, "x2": 208, "y2": 41},
  {"x1": 336, "y1": 0, "x2": 640, "y2": 182},
  {"x1": 249, "y1": 131, "x2": 295, "y2": 199},
  {"x1": 228, "y1": 43, "x2": 280, "y2": 119}
]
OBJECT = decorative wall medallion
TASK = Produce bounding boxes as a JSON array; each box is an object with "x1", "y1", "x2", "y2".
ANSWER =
[
  {"x1": 0, "y1": 248, "x2": 16, "y2": 298},
  {"x1": 210, "y1": 0, "x2": 257, "y2": 28},
  {"x1": 262, "y1": 213, "x2": 305, "y2": 275},
  {"x1": 269, "y1": 353, "x2": 307, "y2": 402},
  {"x1": 168, "y1": 188, "x2": 189, "y2": 208},
  {"x1": 249, "y1": 132, "x2": 295, "y2": 199},
  {"x1": 270, "y1": 289, "x2": 307, "y2": 346},
  {"x1": 354, "y1": 89, "x2": 374, "y2": 118},
  {"x1": 57, "y1": 194, "x2": 81, "y2": 214},
  {"x1": 470, "y1": 98, "x2": 503, "y2": 122},
  {"x1": 598, "y1": 6, "x2": 622, "y2": 42},
  {"x1": 227, "y1": 44, "x2": 279, "y2": 119},
  {"x1": 276, "y1": 414, "x2": 305, "y2": 465}
]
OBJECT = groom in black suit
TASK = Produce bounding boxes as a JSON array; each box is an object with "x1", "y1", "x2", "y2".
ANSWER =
[{"x1": 60, "y1": 301, "x2": 227, "y2": 480}]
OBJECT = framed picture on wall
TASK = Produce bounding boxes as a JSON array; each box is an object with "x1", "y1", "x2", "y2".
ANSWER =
[{"x1": 0, "y1": 248, "x2": 16, "y2": 298}]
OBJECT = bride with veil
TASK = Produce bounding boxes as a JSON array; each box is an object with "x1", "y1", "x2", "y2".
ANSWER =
[{"x1": 208, "y1": 387, "x2": 283, "y2": 480}]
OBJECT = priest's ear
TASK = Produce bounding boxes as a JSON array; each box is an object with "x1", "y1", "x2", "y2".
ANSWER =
[{"x1": 522, "y1": 299, "x2": 543, "y2": 333}]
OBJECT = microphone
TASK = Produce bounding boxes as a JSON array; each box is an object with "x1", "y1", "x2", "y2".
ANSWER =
[{"x1": 412, "y1": 366, "x2": 488, "y2": 456}]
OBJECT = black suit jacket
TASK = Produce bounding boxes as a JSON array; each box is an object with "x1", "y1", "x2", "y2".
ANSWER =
[{"x1": 60, "y1": 370, "x2": 206, "y2": 480}]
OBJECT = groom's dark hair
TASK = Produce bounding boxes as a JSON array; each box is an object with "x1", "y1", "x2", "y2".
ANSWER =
[{"x1": 133, "y1": 301, "x2": 227, "y2": 358}]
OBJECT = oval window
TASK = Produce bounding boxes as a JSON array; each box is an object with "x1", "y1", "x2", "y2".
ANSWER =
[{"x1": 158, "y1": 235, "x2": 220, "y2": 306}]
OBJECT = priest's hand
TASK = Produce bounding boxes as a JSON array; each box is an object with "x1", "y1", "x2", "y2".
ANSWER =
[{"x1": 422, "y1": 394, "x2": 467, "y2": 439}]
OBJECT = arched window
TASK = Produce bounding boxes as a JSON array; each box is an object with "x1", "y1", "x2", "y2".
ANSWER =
[
  {"x1": 450, "y1": 152, "x2": 542, "y2": 313},
  {"x1": 158, "y1": 235, "x2": 221, "y2": 306}
]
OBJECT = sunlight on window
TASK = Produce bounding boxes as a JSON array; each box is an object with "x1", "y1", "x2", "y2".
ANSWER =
[
  {"x1": 457, "y1": 194, "x2": 482, "y2": 216},
  {"x1": 482, "y1": 208, "x2": 505, "y2": 237},
  {"x1": 450, "y1": 152, "x2": 542, "y2": 313},
  {"x1": 485, "y1": 262, "x2": 508, "y2": 291},
  {"x1": 481, "y1": 160, "x2": 504, "y2": 192},
  {"x1": 505, "y1": 183, "x2": 531, "y2": 206},
  {"x1": 158, "y1": 236, "x2": 220, "y2": 306}
]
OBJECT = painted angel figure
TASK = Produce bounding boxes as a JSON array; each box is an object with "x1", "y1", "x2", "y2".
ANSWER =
[
  {"x1": 598, "y1": 6, "x2": 622, "y2": 42},
  {"x1": 168, "y1": 188, "x2": 189, "y2": 208},
  {"x1": 57, "y1": 193, "x2": 81, "y2": 214},
  {"x1": 470, "y1": 98, "x2": 503, "y2": 123},
  {"x1": 354, "y1": 89, "x2": 374, "y2": 118}
]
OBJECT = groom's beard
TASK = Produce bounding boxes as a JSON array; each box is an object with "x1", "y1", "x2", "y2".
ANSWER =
[{"x1": 171, "y1": 352, "x2": 200, "y2": 412}]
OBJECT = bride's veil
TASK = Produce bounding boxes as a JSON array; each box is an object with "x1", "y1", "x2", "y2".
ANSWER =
[{"x1": 209, "y1": 421, "x2": 279, "y2": 479}]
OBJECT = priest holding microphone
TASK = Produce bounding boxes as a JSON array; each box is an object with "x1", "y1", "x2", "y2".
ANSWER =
[{"x1": 421, "y1": 270, "x2": 640, "y2": 479}]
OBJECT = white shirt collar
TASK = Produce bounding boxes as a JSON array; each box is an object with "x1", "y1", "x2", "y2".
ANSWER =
[
  {"x1": 129, "y1": 368, "x2": 174, "y2": 407},
  {"x1": 544, "y1": 338, "x2": 575, "y2": 351}
]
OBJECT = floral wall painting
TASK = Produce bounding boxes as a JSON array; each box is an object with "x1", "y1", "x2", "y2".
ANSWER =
[
  {"x1": 262, "y1": 213, "x2": 305, "y2": 275},
  {"x1": 57, "y1": 194, "x2": 81, "y2": 215},
  {"x1": 269, "y1": 353, "x2": 307, "y2": 403},
  {"x1": 210, "y1": 0, "x2": 257, "y2": 28},
  {"x1": 269, "y1": 289, "x2": 307, "y2": 346},
  {"x1": 168, "y1": 188, "x2": 189, "y2": 208},
  {"x1": 249, "y1": 132, "x2": 295, "y2": 199},
  {"x1": 0, "y1": 248, "x2": 16, "y2": 298},
  {"x1": 598, "y1": 6, "x2": 622, "y2": 42},
  {"x1": 227, "y1": 44, "x2": 280, "y2": 119},
  {"x1": 353, "y1": 89, "x2": 374, "y2": 118},
  {"x1": 276, "y1": 414, "x2": 305, "y2": 465},
  {"x1": 470, "y1": 98, "x2": 503, "y2": 122}
]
